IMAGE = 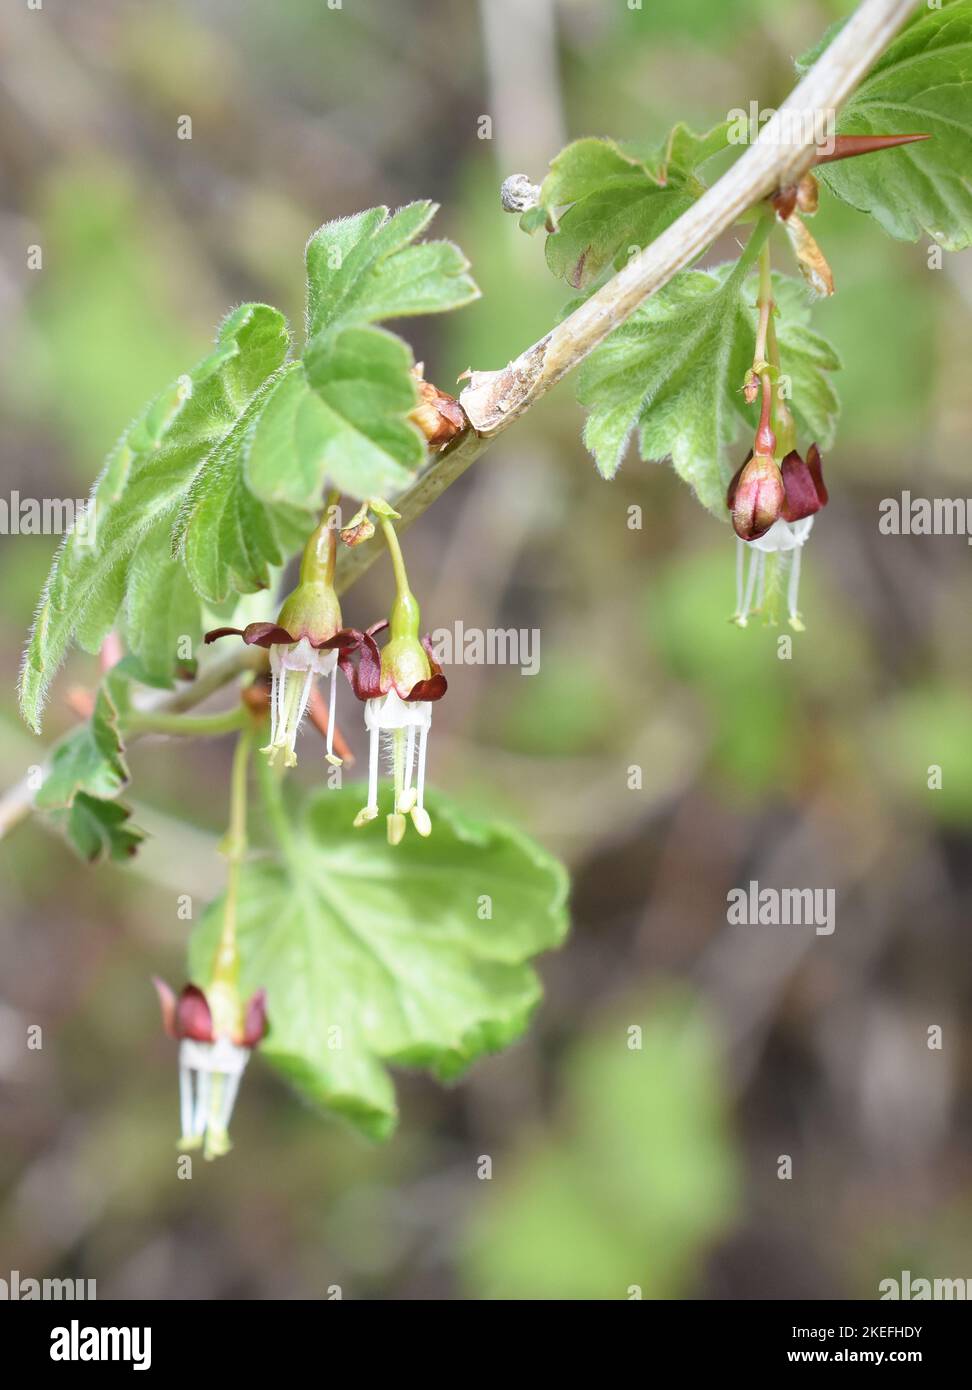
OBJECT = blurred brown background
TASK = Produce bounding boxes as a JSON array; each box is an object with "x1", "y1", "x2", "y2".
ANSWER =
[{"x1": 1, "y1": 0, "x2": 970, "y2": 1300}]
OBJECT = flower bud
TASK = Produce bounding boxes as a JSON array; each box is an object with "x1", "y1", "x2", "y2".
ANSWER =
[{"x1": 728, "y1": 452, "x2": 785, "y2": 541}]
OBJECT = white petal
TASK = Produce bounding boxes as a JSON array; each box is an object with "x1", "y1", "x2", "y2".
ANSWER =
[
  {"x1": 749, "y1": 515, "x2": 815, "y2": 554},
  {"x1": 365, "y1": 691, "x2": 431, "y2": 730}
]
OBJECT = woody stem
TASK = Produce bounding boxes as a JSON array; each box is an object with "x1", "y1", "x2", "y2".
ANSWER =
[
  {"x1": 459, "y1": 0, "x2": 915, "y2": 436},
  {"x1": 336, "y1": 0, "x2": 917, "y2": 596}
]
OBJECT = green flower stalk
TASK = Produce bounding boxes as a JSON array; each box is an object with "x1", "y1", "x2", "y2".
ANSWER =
[
  {"x1": 153, "y1": 728, "x2": 267, "y2": 1160},
  {"x1": 205, "y1": 512, "x2": 356, "y2": 768},
  {"x1": 338, "y1": 514, "x2": 447, "y2": 844},
  {"x1": 729, "y1": 251, "x2": 828, "y2": 629}
]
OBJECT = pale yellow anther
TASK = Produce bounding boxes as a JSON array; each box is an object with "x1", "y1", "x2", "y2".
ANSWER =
[
  {"x1": 387, "y1": 812, "x2": 407, "y2": 846},
  {"x1": 410, "y1": 806, "x2": 432, "y2": 837},
  {"x1": 397, "y1": 786, "x2": 417, "y2": 814},
  {"x1": 203, "y1": 1127, "x2": 231, "y2": 1161},
  {"x1": 353, "y1": 806, "x2": 378, "y2": 828}
]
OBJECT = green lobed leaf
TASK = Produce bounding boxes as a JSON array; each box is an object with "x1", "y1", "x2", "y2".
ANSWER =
[
  {"x1": 55, "y1": 793, "x2": 144, "y2": 864},
  {"x1": 246, "y1": 339, "x2": 422, "y2": 510},
  {"x1": 19, "y1": 303, "x2": 291, "y2": 731},
  {"x1": 32, "y1": 667, "x2": 144, "y2": 861},
  {"x1": 188, "y1": 784, "x2": 569, "y2": 1140},
  {"x1": 304, "y1": 201, "x2": 479, "y2": 339},
  {"x1": 123, "y1": 529, "x2": 201, "y2": 687},
  {"x1": 243, "y1": 202, "x2": 478, "y2": 510},
  {"x1": 21, "y1": 207, "x2": 479, "y2": 728},
  {"x1": 577, "y1": 263, "x2": 840, "y2": 515},
  {"x1": 173, "y1": 366, "x2": 312, "y2": 605},
  {"x1": 34, "y1": 670, "x2": 131, "y2": 811},
  {"x1": 798, "y1": 0, "x2": 972, "y2": 250},
  {"x1": 535, "y1": 123, "x2": 730, "y2": 289}
]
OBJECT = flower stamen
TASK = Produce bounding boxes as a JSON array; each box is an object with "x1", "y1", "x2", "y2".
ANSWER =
[{"x1": 787, "y1": 546, "x2": 805, "y2": 631}]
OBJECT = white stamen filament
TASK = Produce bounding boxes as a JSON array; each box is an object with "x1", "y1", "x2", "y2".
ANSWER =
[
  {"x1": 192, "y1": 1066, "x2": 211, "y2": 1141},
  {"x1": 358, "y1": 694, "x2": 433, "y2": 833},
  {"x1": 367, "y1": 724, "x2": 379, "y2": 812},
  {"x1": 787, "y1": 546, "x2": 803, "y2": 624},
  {"x1": 735, "y1": 516, "x2": 814, "y2": 629},
  {"x1": 392, "y1": 727, "x2": 405, "y2": 806},
  {"x1": 737, "y1": 545, "x2": 760, "y2": 625},
  {"x1": 269, "y1": 649, "x2": 284, "y2": 748},
  {"x1": 416, "y1": 723, "x2": 428, "y2": 809},
  {"x1": 287, "y1": 667, "x2": 315, "y2": 758},
  {"x1": 404, "y1": 724, "x2": 416, "y2": 795},
  {"x1": 218, "y1": 1069, "x2": 243, "y2": 1132},
  {"x1": 754, "y1": 551, "x2": 767, "y2": 610},
  {"x1": 207, "y1": 1073, "x2": 224, "y2": 1143},
  {"x1": 263, "y1": 642, "x2": 339, "y2": 766},
  {"x1": 177, "y1": 1038, "x2": 250, "y2": 1154}
]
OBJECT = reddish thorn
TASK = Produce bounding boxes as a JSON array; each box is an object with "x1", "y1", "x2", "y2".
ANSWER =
[{"x1": 814, "y1": 133, "x2": 930, "y2": 167}]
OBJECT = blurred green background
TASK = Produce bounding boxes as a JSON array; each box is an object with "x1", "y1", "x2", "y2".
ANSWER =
[{"x1": 1, "y1": 0, "x2": 970, "y2": 1300}]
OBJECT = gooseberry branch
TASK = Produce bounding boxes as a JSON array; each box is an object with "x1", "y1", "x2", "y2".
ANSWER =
[
  {"x1": 0, "y1": 0, "x2": 921, "y2": 846},
  {"x1": 336, "y1": 0, "x2": 919, "y2": 592}
]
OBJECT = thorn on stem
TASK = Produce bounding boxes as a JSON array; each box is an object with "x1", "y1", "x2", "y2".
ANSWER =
[{"x1": 814, "y1": 132, "x2": 931, "y2": 167}]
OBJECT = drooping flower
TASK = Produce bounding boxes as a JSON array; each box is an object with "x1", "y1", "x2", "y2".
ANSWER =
[
  {"x1": 205, "y1": 519, "x2": 355, "y2": 767},
  {"x1": 153, "y1": 977, "x2": 267, "y2": 1160},
  {"x1": 339, "y1": 516, "x2": 446, "y2": 843},
  {"x1": 728, "y1": 444, "x2": 827, "y2": 630}
]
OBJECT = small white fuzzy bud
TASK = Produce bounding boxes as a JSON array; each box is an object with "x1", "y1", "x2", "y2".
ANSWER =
[{"x1": 500, "y1": 174, "x2": 541, "y2": 214}]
